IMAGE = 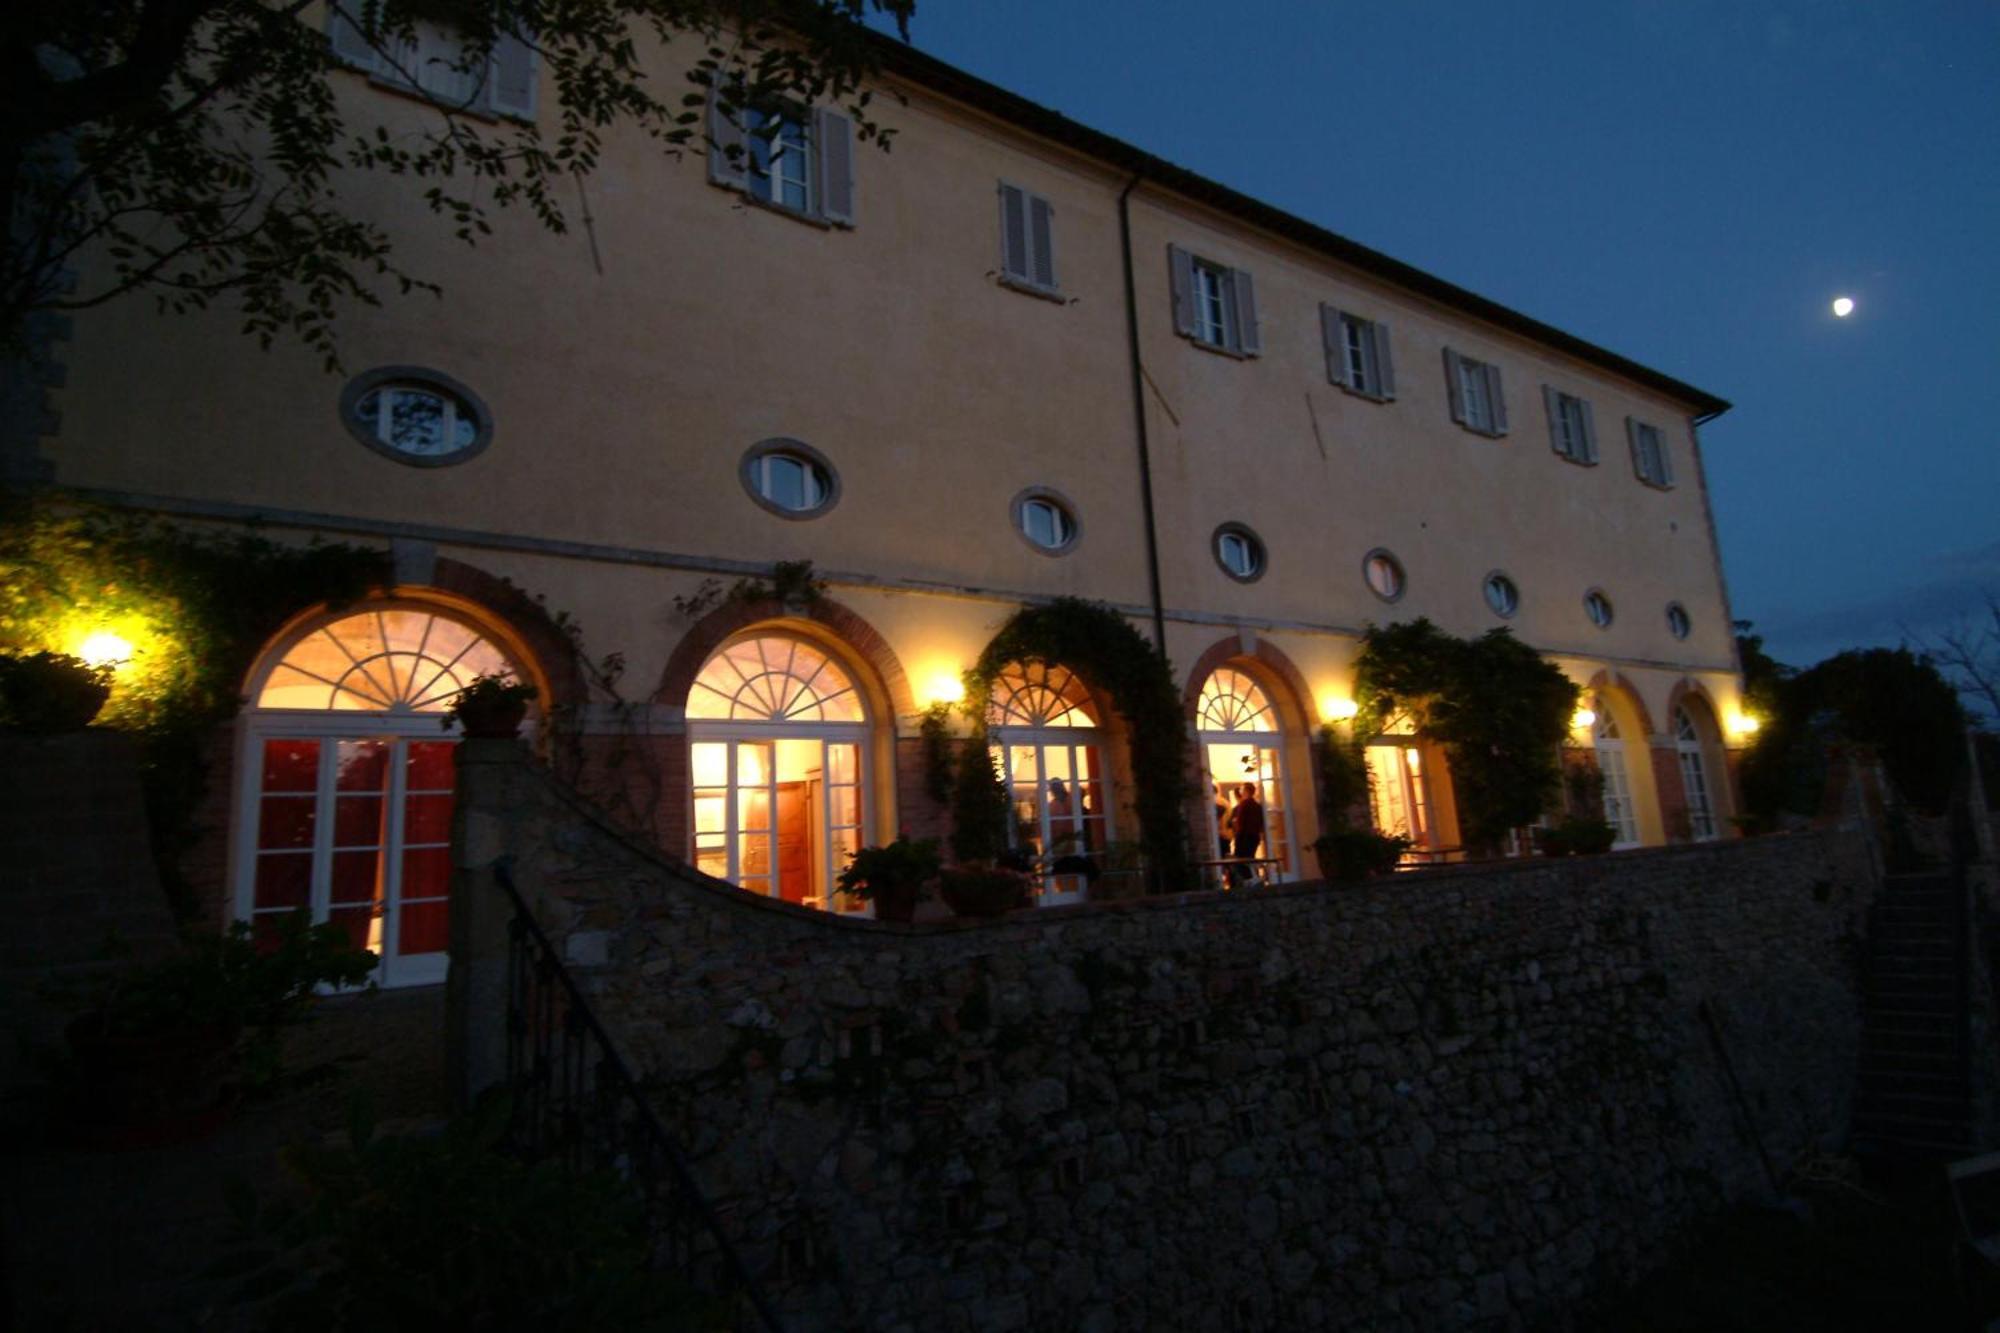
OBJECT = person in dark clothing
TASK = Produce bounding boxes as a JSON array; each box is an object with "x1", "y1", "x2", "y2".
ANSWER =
[{"x1": 1230, "y1": 783, "x2": 1266, "y2": 862}]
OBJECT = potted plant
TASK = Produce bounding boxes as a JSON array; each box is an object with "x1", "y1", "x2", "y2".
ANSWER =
[
  {"x1": 0, "y1": 651, "x2": 112, "y2": 733},
  {"x1": 835, "y1": 836, "x2": 941, "y2": 924},
  {"x1": 443, "y1": 672, "x2": 537, "y2": 738},
  {"x1": 59, "y1": 911, "x2": 377, "y2": 1147},
  {"x1": 1310, "y1": 829, "x2": 1412, "y2": 883},
  {"x1": 938, "y1": 862, "x2": 1033, "y2": 918}
]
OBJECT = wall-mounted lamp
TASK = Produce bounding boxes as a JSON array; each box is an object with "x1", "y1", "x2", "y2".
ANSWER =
[
  {"x1": 77, "y1": 631, "x2": 134, "y2": 670},
  {"x1": 1321, "y1": 694, "x2": 1359, "y2": 722},
  {"x1": 924, "y1": 673, "x2": 966, "y2": 708},
  {"x1": 1570, "y1": 706, "x2": 1597, "y2": 732},
  {"x1": 1730, "y1": 712, "x2": 1761, "y2": 739}
]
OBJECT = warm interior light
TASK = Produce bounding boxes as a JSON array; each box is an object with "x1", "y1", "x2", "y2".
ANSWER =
[
  {"x1": 1732, "y1": 713, "x2": 1762, "y2": 738},
  {"x1": 1571, "y1": 707, "x2": 1597, "y2": 732},
  {"x1": 925, "y1": 673, "x2": 966, "y2": 707},
  {"x1": 1322, "y1": 695, "x2": 1359, "y2": 721},
  {"x1": 77, "y1": 631, "x2": 134, "y2": 669}
]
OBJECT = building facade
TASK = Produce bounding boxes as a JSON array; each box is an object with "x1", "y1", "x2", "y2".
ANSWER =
[{"x1": 30, "y1": 20, "x2": 1748, "y2": 982}]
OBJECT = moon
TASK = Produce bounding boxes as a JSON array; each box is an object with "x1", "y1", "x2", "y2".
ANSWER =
[{"x1": 1832, "y1": 296, "x2": 1856, "y2": 318}]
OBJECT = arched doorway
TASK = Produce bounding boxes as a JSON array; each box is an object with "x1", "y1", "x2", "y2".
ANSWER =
[
  {"x1": 1365, "y1": 716, "x2": 1444, "y2": 862},
  {"x1": 1592, "y1": 701, "x2": 1641, "y2": 848},
  {"x1": 1675, "y1": 702, "x2": 1721, "y2": 841},
  {"x1": 1194, "y1": 666, "x2": 1300, "y2": 884},
  {"x1": 234, "y1": 603, "x2": 529, "y2": 988},
  {"x1": 987, "y1": 661, "x2": 1114, "y2": 906},
  {"x1": 685, "y1": 633, "x2": 870, "y2": 914}
]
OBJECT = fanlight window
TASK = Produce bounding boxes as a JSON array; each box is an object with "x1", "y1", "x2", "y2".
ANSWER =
[
  {"x1": 1674, "y1": 706, "x2": 1700, "y2": 743},
  {"x1": 257, "y1": 609, "x2": 514, "y2": 712},
  {"x1": 1594, "y1": 704, "x2": 1622, "y2": 740},
  {"x1": 688, "y1": 636, "x2": 863, "y2": 723},
  {"x1": 1197, "y1": 668, "x2": 1276, "y2": 733},
  {"x1": 988, "y1": 661, "x2": 1099, "y2": 729}
]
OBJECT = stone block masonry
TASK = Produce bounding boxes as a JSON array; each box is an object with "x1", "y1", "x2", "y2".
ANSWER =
[{"x1": 452, "y1": 742, "x2": 1877, "y2": 1331}]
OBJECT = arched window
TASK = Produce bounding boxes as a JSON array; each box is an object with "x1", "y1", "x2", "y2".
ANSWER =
[
  {"x1": 238, "y1": 605, "x2": 527, "y2": 988},
  {"x1": 685, "y1": 634, "x2": 869, "y2": 915},
  {"x1": 1675, "y1": 705, "x2": 1718, "y2": 841},
  {"x1": 1593, "y1": 703, "x2": 1639, "y2": 847},
  {"x1": 1195, "y1": 667, "x2": 1297, "y2": 885},
  {"x1": 987, "y1": 661, "x2": 1111, "y2": 905}
]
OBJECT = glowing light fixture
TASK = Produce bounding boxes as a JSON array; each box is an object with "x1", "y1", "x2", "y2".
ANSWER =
[
  {"x1": 1831, "y1": 296, "x2": 1855, "y2": 318},
  {"x1": 1571, "y1": 707, "x2": 1598, "y2": 732},
  {"x1": 1321, "y1": 694, "x2": 1359, "y2": 722},
  {"x1": 77, "y1": 631, "x2": 134, "y2": 669},
  {"x1": 925, "y1": 672, "x2": 966, "y2": 708},
  {"x1": 1731, "y1": 712, "x2": 1762, "y2": 738}
]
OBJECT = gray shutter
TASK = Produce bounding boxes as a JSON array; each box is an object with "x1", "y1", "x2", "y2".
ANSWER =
[
  {"x1": 999, "y1": 183, "x2": 1029, "y2": 281},
  {"x1": 1543, "y1": 385, "x2": 1565, "y2": 456},
  {"x1": 1444, "y1": 348, "x2": 1466, "y2": 425},
  {"x1": 1578, "y1": 397, "x2": 1598, "y2": 463},
  {"x1": 488, "y1": 31, "x2": 536, "y2": 119},
  {"x1": 1658, "y1": 432, "x2": 1675, "y2": 486},
  {"x1": 1321, "y1": 305, "x2": 1348, "y2": 386},
  {"x1": 1372, "y1": 321, "x2": 1396, "y2": 399},
  {"x1": 814, "y1": 107, "x2": 854, "y2": 225},
  {"x1": 1169, "y1": 245, "x2": 1196, "y2": 337},
  {"x1": 1625, "y1": 417, "x2": 1644, "y2": 479},
  {"x1": 327, "y1": 4, "x2": 378, "y2": 68},
  {"x1": 1028, "y1": 193, "x2": 1056, "y2": 289},
  {"x1": 706, "y1": 88, "x2": 746, "y2": 189},
  {"x1": 1485, "y1": 363, "x2": 1508, "y2": 434},
  {"x1": 1232, "y1": 268, "x2": 1260, "y2": 356}
]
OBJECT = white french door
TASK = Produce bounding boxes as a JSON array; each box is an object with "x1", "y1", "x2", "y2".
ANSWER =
[
  {"x1": 991, "y1": 730, "x2": 1112, "y2": 906},
  {"x1": 688, "y1": 730, "x2": 867, "y2": 914},
  {"x1": 1366, "y1": 743, "x2": 1436, "y2": 862},
  {"x1": 1596, "y1": 741, "x2": 1640, "y2": 848},
  {"x1": 1200, "y1": 739, "x2": 1298, "y2": 885}
]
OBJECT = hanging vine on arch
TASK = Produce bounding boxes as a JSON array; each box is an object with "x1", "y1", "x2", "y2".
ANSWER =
[{"x1": 962, "y1": 598, "x2": 1192, "y2": 892}]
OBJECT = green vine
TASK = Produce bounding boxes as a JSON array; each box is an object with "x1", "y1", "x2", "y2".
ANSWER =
[
  {"x1": 0, "y1": 495, "x2": 388, "y2": 915},
  {"x1": 919, "y1": 702, "x2": 955, "y2": 805},
  {"x1": 1352, "y1": 618, "x2": 1578, "y2": 854},
  {"x1": 964, "y1": 598, "x2": 1191, "y2": 890}
]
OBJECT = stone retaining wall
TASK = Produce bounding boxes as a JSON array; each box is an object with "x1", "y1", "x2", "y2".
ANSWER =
[{"x1": 451, "y1": 741, "x2": 1877, "y2": 1331}]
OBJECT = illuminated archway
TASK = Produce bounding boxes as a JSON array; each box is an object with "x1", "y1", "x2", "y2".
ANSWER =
[{"x1": 987, "y1": 661, "x2": 1113, "y2": 906}]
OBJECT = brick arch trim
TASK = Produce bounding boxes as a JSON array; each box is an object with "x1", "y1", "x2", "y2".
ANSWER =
[
  {"x1": 1584, "y1": 669, "x2": 1659, "y2": 739},
  {"x1": 656, "y1": 596, "x2": 916, "y2": 720},
  {"x1": 425, "y1": 556, "x2": 588, "y2": 708},
  {"x1": 1182, "y1": 635, "x2": 1319, "y2": 731},
  {"x1": 1664, "y1": 678, "x2": 1725, "y2": 740}
]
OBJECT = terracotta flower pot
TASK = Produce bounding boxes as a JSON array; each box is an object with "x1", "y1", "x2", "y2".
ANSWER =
[
  {"x1": 939, "y1": 867, "x2": 1031, "y2": 918},
  {"x1": 454, "y1": 696, "x2": 529, "y2": 738},
  {"x1": 870, "y1": 878, "x2": 918, "y2": 924}
]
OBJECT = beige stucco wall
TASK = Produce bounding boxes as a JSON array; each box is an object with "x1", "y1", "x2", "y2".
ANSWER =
[{"x1": 45, "y1": 28, "x2": 1747, "y2": 852}]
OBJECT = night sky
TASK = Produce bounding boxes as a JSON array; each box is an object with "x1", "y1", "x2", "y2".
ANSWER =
[{"x1": 873, "y1": 0, "x2": 2000, "y2": 674}]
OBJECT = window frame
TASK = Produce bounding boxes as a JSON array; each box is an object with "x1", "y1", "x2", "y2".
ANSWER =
[
  {"x1": 1444, "y1": 348, "x2": 1508, "y2": 437},
  {"x1": 1322, "y1": 306, "x2": 1396, "y2": 402},
  {"x1": 1583, "y1": 588, "x2": 1615, "y2": 630},
  {"x1": 743, "y1": 105, "x2": 815, "y2": 216},
  {"x1": 1010, "y1": 487, "x2": 1082, "y2": 556},
  {"x1": 1363, "y1": 548, "x2": 1407, "y2": 604},
  {"x1": 1666, "y1": 602, "x2": 1692, "y2": 641},
  {"x1": 739, "y1": 438, "x2": 841, "y2": 520},
  {"x1": 1168, "y1": 245, "x2": 1260, "y2": 357},
  {"x1": 1211, "y1": 522, "x2": 1267, "y2": 584},
  {"x1": 326, "y1": 10, "x2": 537, "y2": 121},
  {"x1": 1543, "y1": 386, "x2": 1598, "y2": 465},
  {"x1": 1482, "y1": 571, "x2": 1520, "y2": 619},
  {"x1": 338, "y1": 365, "x2": 494, "y2": 468},
  {"x1": 997, "y1": 181, "x2": 1061, "y2": 299},
  {"x1": 1628, "y1": 417, "x2": 1676, "y2": 489}
]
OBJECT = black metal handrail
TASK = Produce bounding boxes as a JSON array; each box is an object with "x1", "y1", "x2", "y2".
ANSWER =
[{"x1": 494, "y1": 857, "x2": 784, "y2": 1332}]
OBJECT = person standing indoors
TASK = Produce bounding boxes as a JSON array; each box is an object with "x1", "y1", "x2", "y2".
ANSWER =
[{"x1": 1230, "y1": 783, "x2": 1266, "y2": 883}]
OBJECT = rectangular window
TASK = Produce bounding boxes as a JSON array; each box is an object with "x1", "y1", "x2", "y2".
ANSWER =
[
  {"x1": 1444, "y1": 348, "x2": 1508, "y2": 436},
  {"x1": 1542, "y1": 386, "x2": 1598, "y2": 464},
  {"x1": 707, "y1": 95, "x2": 855, "y2": 227},
  {"x1": 1168, "y1": 245, "x2": 1261, "y2": 356},
  {"x1": 1628, "y1": 417, "x2": 1675, "y2": 488},
  {"x1": 326, "y1": 11, "x2": 537, "y2": 119},
  {"x1": 1322, "y1": 307, "x2": 1396, "y2": 400},
  {"x1": 998, "y1": 182, "x2": 1058, "y2": 295}
]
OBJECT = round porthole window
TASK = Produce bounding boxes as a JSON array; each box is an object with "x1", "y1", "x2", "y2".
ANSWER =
[
  {"x1": 1483, "y1": 571, "x2": 1519, "y2": 618},
  {"x1": 1213, "y1": 524, "x2": 1266, "y2": 582},
  {"x1": 740, "y1": 438, "x2": 840, "y2": 519},
  {"x1": 339, "y1": 367, "x2": 493, "y2": 467},
  {"x1": 1584, "y1": 589, "x2": 1615, "y2": 629},
  {"x1": 1363, "y1": 548, "x2": 1405, "y2": 602},
  {"x1": 1666, "y1": 602, "x2": 1691, "y2": 640},
  {"x1": 1012, "y1": 488, "x2": 1081, "y2": 555}
]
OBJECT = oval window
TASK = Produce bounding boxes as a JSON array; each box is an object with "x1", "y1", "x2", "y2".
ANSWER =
[
  {"x1": 1666, "y1": 602, "x2": 1691, "y2": 640},
  {"x1": 740, "y1": 439, "x2": 840, "y2": 519},
  {"x1": 1483, "y1": 571, "x2": 1519, "y2": 618},
  {"x1": 1013, "y1": 489, "x2": 1080, "y2": 554},
  {"x1": 340, "y1": 367, "x2": 492, "y2": 467},
  {"x1": 1213, "y1": 524, "x2": 1266, "y2": 582},
  {"x1": 1363, "y1": 548, "x2": 1405, "y2": 602},
  {"x1": 1584, "y1": 589, "x2": 1615, "y2": 629}
]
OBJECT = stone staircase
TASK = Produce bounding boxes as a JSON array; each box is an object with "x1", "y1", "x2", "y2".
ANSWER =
[{"x1": 1851, "y1": 870, "x2": 1975, "y2": 1159}]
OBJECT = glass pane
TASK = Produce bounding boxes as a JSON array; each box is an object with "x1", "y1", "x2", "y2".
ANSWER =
[
  {"x1": 739, "y1": 832, "x2": 772, "y2": 877},
  {"x1": 690, "y1": 742, "x2": 728, "y2": 788},
  {"x1": 335, "y1": 741, "x2": 389, "y2": 792},
  {"x1": 766, "y1": 455, "x2": 806, "y2": 509},
  {"x1": 406, "y1": 740, "x2": 455, "y2": 790},
  {"x1": 388, "y1": 388, "x2": 448, "y2": 455},
  {"x1": 262, "y1": 739, "x2": 320, "y2": 792},
  {"x1": 1007, "y1": 745, "x2": 1040, "y2": 784},
  {"x1": 828, "y1": 784, "x2": 859, "y2": 828},
  {"x1": 401, "y1": 792, "x2": 453, "y2": 846},
  {"x1": 257, "y1": 797, "x2": 315, "y2": 850},
  {"x1": 252, "y1": 853, "x2": 311, "y2": 911},
  {"x1": 826, "y1": 743, "x2": 858, "y2": 787},
  {"x1": 738, "y1": 786, "x2": 772, "y2": 833},
  {"x1": 330, "y1": 849, "x2": 381, "y2": 905},
  {"x1": 830, "y1": 829, "x2": 862, "y2": 912},
  {"x1": 693, "y1": 792, "x2": 727, "y2": 835},
  {"x1": 1044, "y1": 747, "x2": 1074, "y2": 782},
  {"x1": 327, "y1": 906, "x2": 375, "y2": 955},
  {"x1": 398, "y1": 900, "x2": 448, "y2": 955},
  {"x1": 401, "y1": 846, "x2": 451, "y2": 902},
  {"x1": 695, "y1": 846, "x2": 728, "y2": 879},
  {"x1": 333, "y1": 795, "x2": 386, "y2": 847},
  {"x1": 1075, "y1": 782, "x2": 1106, "y2": 822},
  {"x1": 737, "y1": 743, "x2": 772, "y2": 787}
]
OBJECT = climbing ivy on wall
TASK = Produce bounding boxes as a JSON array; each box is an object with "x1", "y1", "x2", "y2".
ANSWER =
[
  {"x1": 1352, "y1": 618, "x2": 1579, "y2": 853},
  {"x1": 964, "y1": 598, "x2": 1192, "y2": 891},
  {"x1": 0, "y1": 495, "x2": 388, "y2": 914}
]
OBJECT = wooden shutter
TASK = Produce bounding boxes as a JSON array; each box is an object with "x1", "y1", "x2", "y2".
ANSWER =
[
  {"x1": 1372, "y1": 321, "x2": 1396, "y2": 399},
  {"x1": 815, "y1": 107, "x2": 854, "y2": 225},
  {"x1": 327, "y1": 5, "x2": 378, "y2": 68},
  {"x1": 1444, "y1": 349, "x2": 1467, "y2": 425},
  {"x1": 1027, "y1": 193, "x2": 1056, "y2": 289},
  {"x1": 1543, "y1": 386, "x2": 1566, "y2": 456},
  {"x1": 1232, "y1": 268, "x2": 1260, "y2": 356},
  {"x1": 1658, "y1": 433, "x2": 1675, "y2": 486},
  {"x1": 1169, "y1": 246, "x2": 1196, "y2": 337},
  {"x1": 1578, "y1": 398, "x2": 1598, "y2": 463},
  {"x1": 1485, "y1": 364, "x2": 1508, "y2": 434},
  {"x1": 1627, "y1": 417, "x2": 1657, "y2": 482},
  {"x1": 707, "y1": 88, "x2": 746, "y2": 189},
  {"x1": 999, "y1": 183, "x2": 1029, "y2": 281},
  {"x1": 1321, "y1": 306, "x2": 1348, "y2": 386},
  {"x1": 488, "y1": 31, "x2": 536, "y2": 119}
]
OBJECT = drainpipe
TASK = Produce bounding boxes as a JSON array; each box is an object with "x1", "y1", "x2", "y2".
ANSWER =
[{"x1": 1118, "y1": 172, "x2": 1169, "y2": 656}]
